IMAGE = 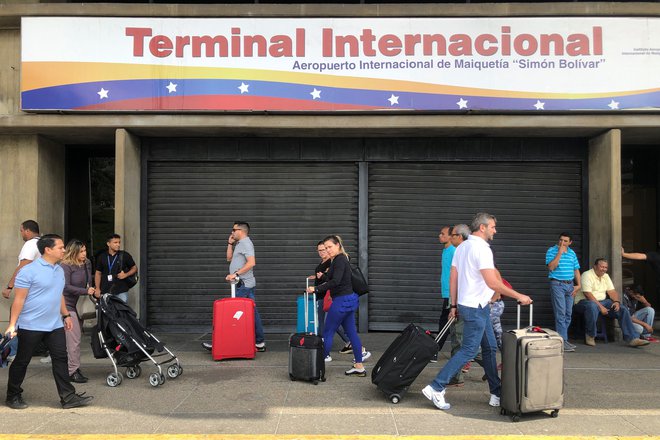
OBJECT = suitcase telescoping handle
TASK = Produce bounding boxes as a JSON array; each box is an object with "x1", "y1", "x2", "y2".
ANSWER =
[
  {"x1": 304, "y1": 278, "x2": 318, "y2": 334},
  {"x1": 435, "y1": 316, "x2": 455, "y2": 343},
  {"x1": 230, "y1": 277, "x2": 238, "y2": 298},
  {"x1": 516, "y1": 302, "x2": 533, "y2": 329}
]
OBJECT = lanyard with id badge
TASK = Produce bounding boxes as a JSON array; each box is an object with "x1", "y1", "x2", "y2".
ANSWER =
[{"x1": 107, "y1": 253, "x2": 119, "y2": 282}]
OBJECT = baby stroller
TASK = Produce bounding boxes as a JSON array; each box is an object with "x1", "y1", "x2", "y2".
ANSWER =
[{"x1": 92, "y1": 294, "x2": 182, "y2": 387}]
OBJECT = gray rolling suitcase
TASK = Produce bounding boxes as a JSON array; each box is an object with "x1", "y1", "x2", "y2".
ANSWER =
[{"x1": 500, "y1": 304, "x2": 564, "y2": 422}]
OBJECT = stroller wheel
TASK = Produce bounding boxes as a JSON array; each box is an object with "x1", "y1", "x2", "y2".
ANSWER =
[
  {"x1": 167, "y1": 364, "x2": 179, "y2": 379},
  {"x1": 167, "y1": 364, "x2": 181, "y2": 379},
  {"x1": 126, "y1": 365, "x2": 142, "y2": 379},
  {"x1": 159, "y1": 373, "x2": 165, "y2": 385},
  {"x1": 106, "y1": 372, "x2": 123, "y2": 387},
  {"x1": 149, "y1": 373, "x2": 161, "y2": 387}
]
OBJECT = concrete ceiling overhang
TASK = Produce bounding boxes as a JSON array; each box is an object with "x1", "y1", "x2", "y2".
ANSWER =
[{"x1": 1, "y1": 113, "x2": 659, "y2": 145}]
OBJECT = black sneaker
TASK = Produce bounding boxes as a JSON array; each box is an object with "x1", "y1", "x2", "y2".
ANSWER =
[
  {"x1": 76, "y1": 369, "x2": 89, "y2": 381},
  {"x1": 6, "y1": 395, "x2": 28, "y2": 410},
  {"x1": 201, "y1": 342, "x2": 212, "y2": 351},
  {"x1": 70, "y1": 371, "x2": 88, "y2": 383},
  {"x1": 430, "y1": 352, "x2": 438, "y2": 363},
  {"x1": 61, "y1": 392, "x2": 93, "y2": 409},
  {"x1": 339, "y1": 343, "x2": 353, "y2": 354}
]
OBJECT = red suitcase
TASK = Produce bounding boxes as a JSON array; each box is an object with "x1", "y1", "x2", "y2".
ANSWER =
[{"x1": 212, "y1": 280, "x2": 256, "y2": 361}]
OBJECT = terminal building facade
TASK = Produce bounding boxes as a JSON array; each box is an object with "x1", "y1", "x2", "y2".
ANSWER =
[{"x1": 1, "y1": 1, "x2": 659, "y2": 333}]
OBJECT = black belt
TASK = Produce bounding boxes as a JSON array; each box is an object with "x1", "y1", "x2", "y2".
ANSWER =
[{"x1": 550, "y1": 278, "x2": 573, "y2": 284}]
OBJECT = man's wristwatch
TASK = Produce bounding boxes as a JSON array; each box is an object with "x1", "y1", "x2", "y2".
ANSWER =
[
  {"x1": 6, "y1": 285, "x2": 12, "y2": 290},
  {"x1": 62, "y1": 314, "x2": 71, "y2": 320},
  {"x1": 450, "y1": 305, "x2": 457, "y2": 309}
]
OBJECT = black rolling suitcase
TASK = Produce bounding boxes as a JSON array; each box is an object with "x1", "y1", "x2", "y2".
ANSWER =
[
  {"x1": 500, "y1": 304, "x2": 564, "y2": 422},
  {"x1": 288, "y1": 288, "x2": 325, "y2": 385},
  {"x1": 372, "y1": 317, "x2": 454, "y2": 403}
]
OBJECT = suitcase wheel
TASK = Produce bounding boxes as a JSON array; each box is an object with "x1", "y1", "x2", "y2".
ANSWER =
[
  {"x1": 312, "y1": 380, "x2": 319, "y2": 385},
  {"x1": 551, "y1": 409, "x2": 559, "y2": 418},
  {"x1": 511, "y1": 413, "x2": 521, "y2": 423},
  {"x1": 289, "y1": 374, "x2": 296, "y2": 381},
  {"x1": 389, "y1": 394, "x2": 401, "y2": 404},
  {"x1": 500, "y1": 408, "x2": 506, "y2": 416}
]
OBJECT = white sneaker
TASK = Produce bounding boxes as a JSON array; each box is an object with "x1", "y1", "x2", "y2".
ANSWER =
[
  {"x1": 422, "y1": 385, "x2": 451, "y2": 410},
  {"x1": 324, "y1": 355, "x2": 332, "y2": 362},
  {"x1": 489, "y1": 394, "x2": 501, "y2": 407},
  {"x1": 353, "y1": 350, "x2": 372, "y2": 363},
  {"x1": 40, "y1": 355, "x2": 51, "y2": 364}
]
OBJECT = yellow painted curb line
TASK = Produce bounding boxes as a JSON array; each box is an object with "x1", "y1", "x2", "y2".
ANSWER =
[{"x1": 1, "y1": 436, "x2": 659, "y2": 440}]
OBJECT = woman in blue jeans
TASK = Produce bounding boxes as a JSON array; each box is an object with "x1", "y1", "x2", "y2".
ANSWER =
[{"x1": 307, "y1": 235, "x2": 367, "y2": 376}]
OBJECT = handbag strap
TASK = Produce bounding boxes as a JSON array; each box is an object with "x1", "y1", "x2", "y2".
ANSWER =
[{"x1": 83, "y1": 260, "x2": 89, "y2": 288}]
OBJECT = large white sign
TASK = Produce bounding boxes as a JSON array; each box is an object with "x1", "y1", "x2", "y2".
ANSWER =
[{"x1": 21, "y1": 17, "x2": 660, "y2": 111}]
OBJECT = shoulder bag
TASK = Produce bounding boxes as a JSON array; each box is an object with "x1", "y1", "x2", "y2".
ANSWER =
[
  {"x1": 351, "y1": 265, "x2": 369, "y2": 296},
  {"x1": 76, "y1": 261, "x2": 97, "y2": 320},
  {"x1": 120, "y1": 251, "x2": 139, "y2": 289}
]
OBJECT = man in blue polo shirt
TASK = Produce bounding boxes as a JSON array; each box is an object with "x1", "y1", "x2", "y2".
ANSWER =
[
  {"x1": 5, "y1": 234, "x2": 93, "y2": 410},
  {"x1": 545, "y1": 232, "x2": 581, "y2": 352},
  {"x1": 436, "y1": 225, "x2": 454, "y2": 356}
]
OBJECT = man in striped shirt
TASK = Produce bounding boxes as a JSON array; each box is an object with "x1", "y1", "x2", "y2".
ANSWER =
[{"x1": 545, "y1": 232, "x2": 581, "y2": 352}]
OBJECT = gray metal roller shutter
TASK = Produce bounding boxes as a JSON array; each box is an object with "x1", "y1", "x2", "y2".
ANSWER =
[
  {"x1": 147, "y1": 162, "x2": 358, "y2": 333},
  {"x1": 368, "y1": 162, "x2": 583, "y2": 331}
]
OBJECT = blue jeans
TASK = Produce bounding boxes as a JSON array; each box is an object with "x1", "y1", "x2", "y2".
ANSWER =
[
  {"x1": 574, "y1": 299, "x2": 638, "y2": 341},
  {"x1": 549, "y1": 280, "x2": 574, "y2": 342},
  {"x1": 632, "y1": 307, "x2": 655, "y2": 338},
  {"x1": 430, "y1": 304, "x2": 500, "y2": 397},
  {"x1": 235, "y1": 286, "x2": 265, "y2": 344},
  {"x1": 323, "y1": 294, "x2": 362, "y2": 362},
  {"x1": 114, "y1": 292, "x2": 128, "y2": 303}
]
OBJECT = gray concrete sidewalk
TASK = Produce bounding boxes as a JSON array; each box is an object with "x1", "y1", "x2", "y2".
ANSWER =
[{"x1": 1, "y1": 331, "x2": 659, "y2": 436}]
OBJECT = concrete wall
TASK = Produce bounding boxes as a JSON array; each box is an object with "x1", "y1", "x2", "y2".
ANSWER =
[
  {"x1": 115, "y1": 129, "x2": 141, "y2": 316},
  {"x1": 588, "y1": 130, "x2": 622, "y2": 290},
  {"x1": 0, "y1": 29, "x2": 20, "y2": 115},
  {"x1": 0, "y1": 135, "x2": 65, "y2": 326}
]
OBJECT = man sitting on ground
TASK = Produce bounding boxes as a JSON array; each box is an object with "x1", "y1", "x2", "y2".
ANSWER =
[
  {"x1": 623, "y1": 285, "x2": 657, "y2": 342},
  {"x1": 574, "y1": 258, "x2": 649, "y2": 348}
]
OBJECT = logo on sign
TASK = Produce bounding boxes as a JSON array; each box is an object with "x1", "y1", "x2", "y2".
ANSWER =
[{"x1": 233, "y1": 311, "x2": 244, "y2": 320}]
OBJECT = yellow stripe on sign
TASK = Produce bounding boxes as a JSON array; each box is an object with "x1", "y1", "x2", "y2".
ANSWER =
[{"x1": 0, "y1": 436, "x2": 658, "y2": 440}]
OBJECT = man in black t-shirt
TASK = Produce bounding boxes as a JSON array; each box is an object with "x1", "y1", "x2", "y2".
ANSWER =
[
  {"x1": 94, "y1": 233, "x2": 137, "y2": 303},
  {"x1": 623, "y1": 244, "x2": 660, "y2": 301}
]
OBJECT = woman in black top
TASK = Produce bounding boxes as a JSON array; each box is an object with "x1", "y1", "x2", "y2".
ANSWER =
[
  {"x1": 311, "y1": 240, "x2": 351, "y2": 360},
  {"x1": 307, "y1": 235, "x2": 367, "y2": 376}
]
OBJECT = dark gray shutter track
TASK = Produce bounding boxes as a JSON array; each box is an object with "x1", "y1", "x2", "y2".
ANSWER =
[
  {"x1": 368, "y1": 162, "x2": 583, "y2": 332},
  {"x1": 147, "y1": 161, "x2": 358, "y2": 333}
]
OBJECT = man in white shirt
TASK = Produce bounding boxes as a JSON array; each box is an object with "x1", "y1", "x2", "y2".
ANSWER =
[
  {"x1": 3, "y1": 220, "x2": 41, "y2": 299},
  {"x1": 423, "y1": 213, "x2": 532, "y2": 411}
]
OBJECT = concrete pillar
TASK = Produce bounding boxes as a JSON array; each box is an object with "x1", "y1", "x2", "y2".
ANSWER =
[
  {"x1": 115, "y1": 129, "x2": 141, "y2": 317},
  {"x1": 0, "y1": 135, "x2": 65, "y2": 326},
  {"x1": 588, "y1": 129, "x2": 622, "y2": 291}
]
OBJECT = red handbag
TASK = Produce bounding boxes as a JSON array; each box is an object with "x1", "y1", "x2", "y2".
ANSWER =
[{"x1": 323, "y1": 291, "x2": 332, "y2": 312}]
